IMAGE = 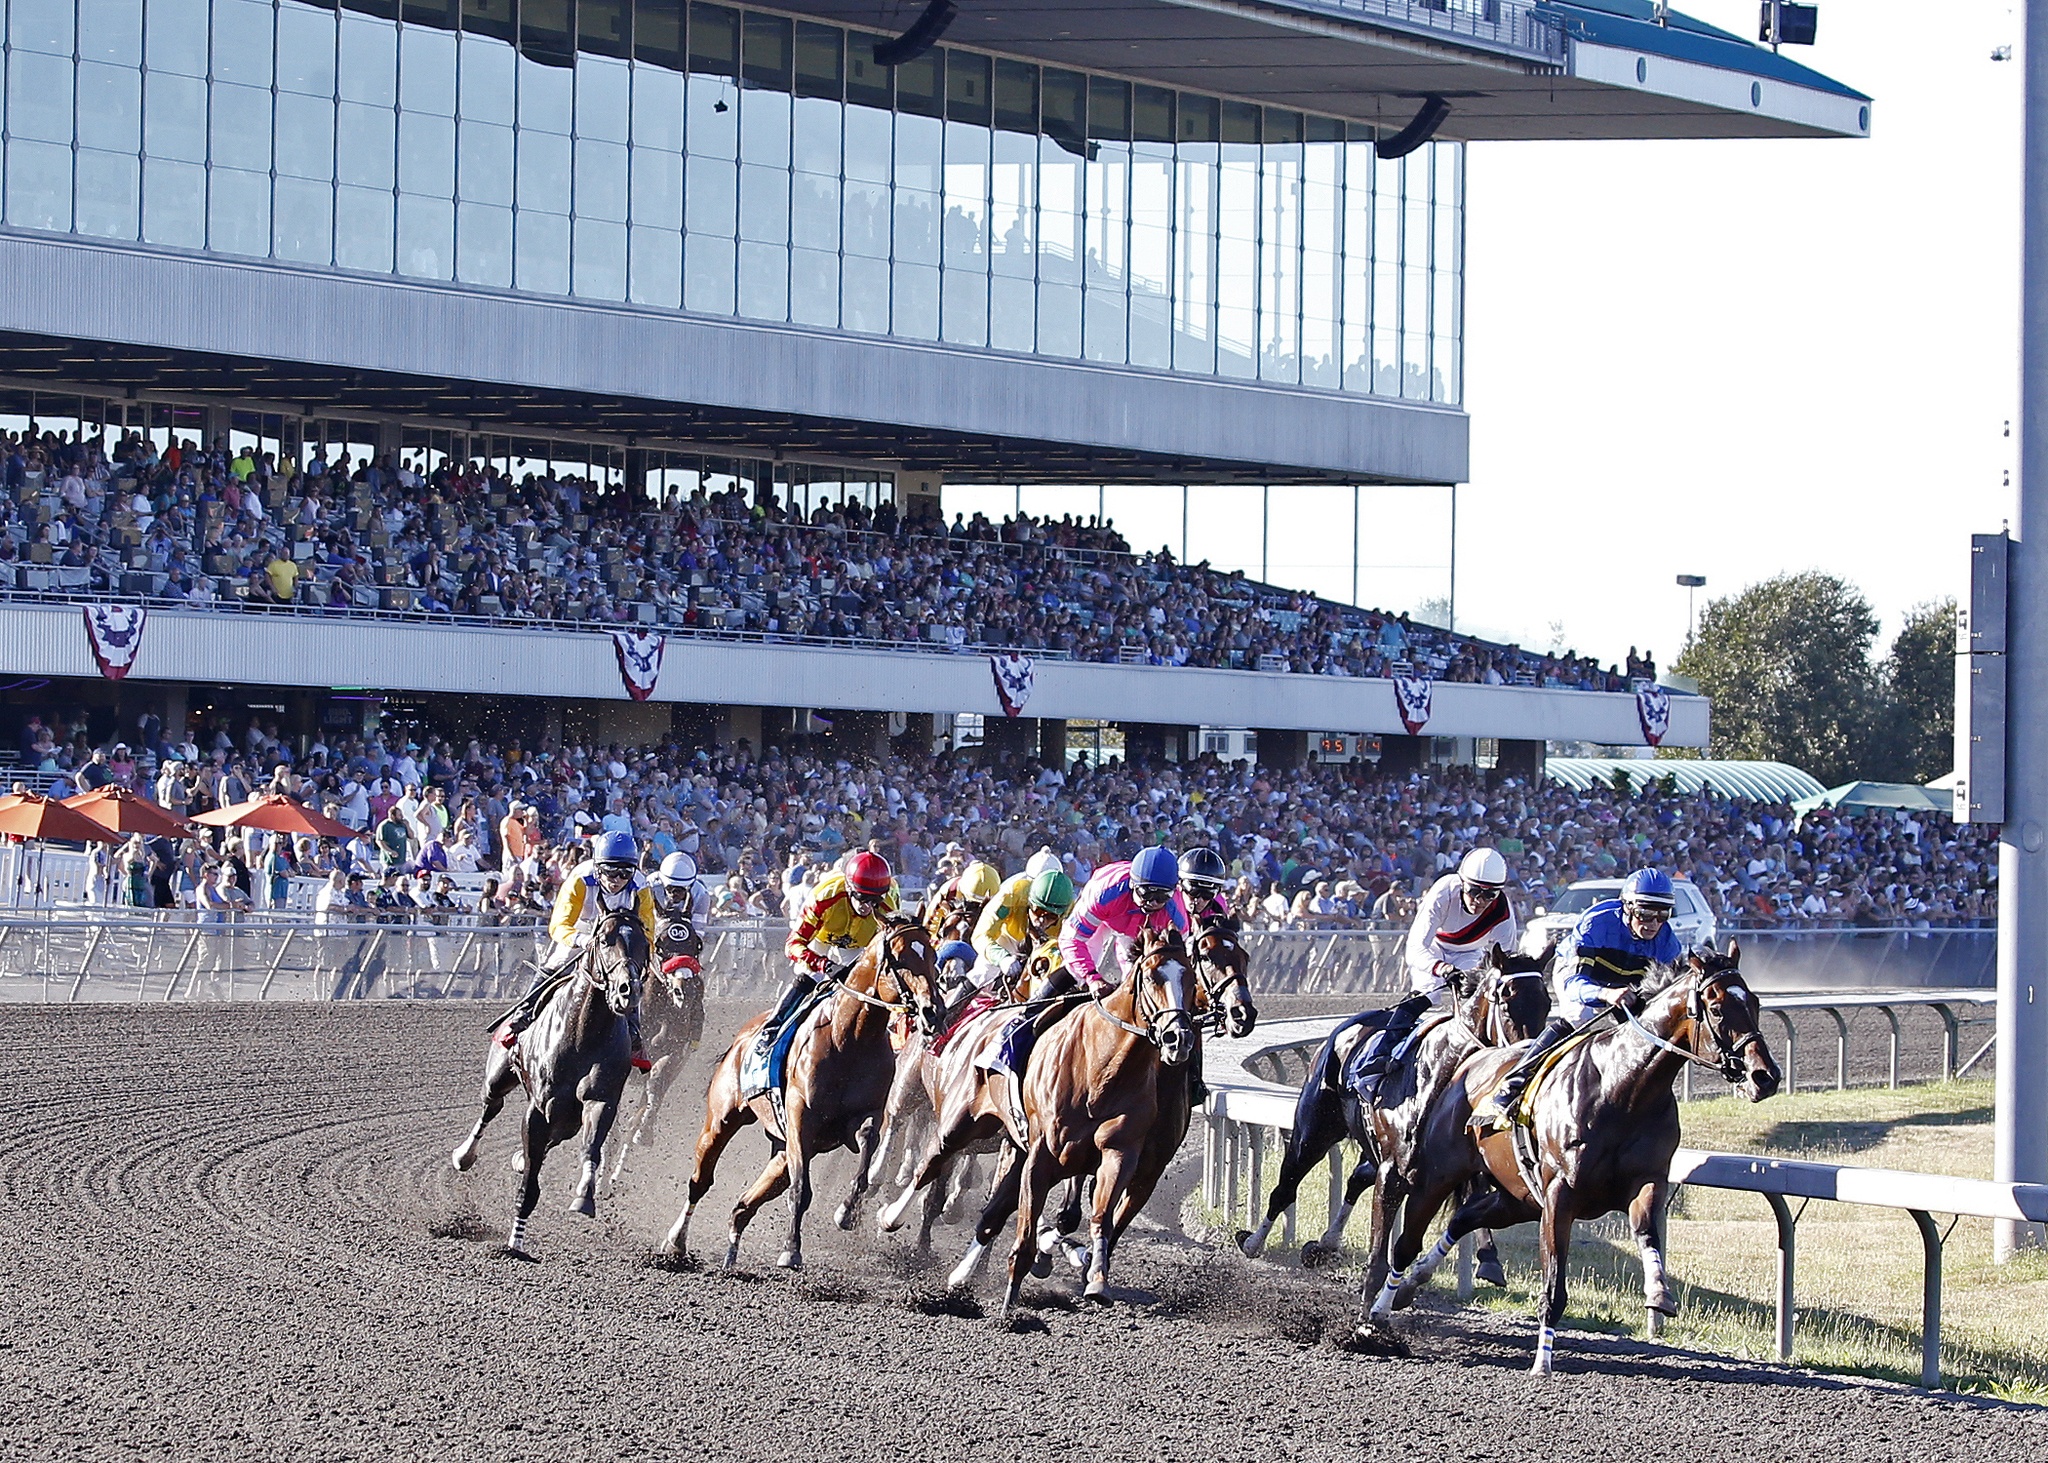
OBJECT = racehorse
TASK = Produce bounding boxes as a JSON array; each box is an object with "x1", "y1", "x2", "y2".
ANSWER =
[
  {"x1": 860, "y1": 940, "x2": 1051, "y2": 1246},
  {"x1": 1188, "y1": 911, "x2": 1260, "y2": 1042},
  {"x1": 1238, "y1": 944, "x2": 1550, "y2": 1268},
  {"x1": 1362, "y1": 941, "x2": 1779, "y2": 1374},
  {"x1": 660, "y1": 915, "x2": 940, "y2": 1271},
  {"x1": 450, "y1": 909, "x2": 650, "y2": 1256},
  {"x1": 605, "y1": 933, "x2": 706, "y2": 1188},
  {"x1": 942, "y1": 926, "x2": 1204, "y2": 1315}
]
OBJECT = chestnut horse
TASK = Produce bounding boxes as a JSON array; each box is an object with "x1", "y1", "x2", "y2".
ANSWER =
[
  {"x1": 1239, "y1": 944, "x2": 1550, "y2": 1267},
  {"x1": 659, "y1": 915, "x2": 939, "y2": 1271},
  {"x1": 943, "y1": 926, "x2": 1205, "y2": 1315},
  {"x1": 1362, "y1": 941, "x2": 1779, "y2": 1374},
  {"x1": 450, "y1": 909, "x2": 649, "y2": 1256}
]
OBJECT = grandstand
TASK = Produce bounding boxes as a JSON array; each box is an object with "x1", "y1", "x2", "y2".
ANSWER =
[{"x1": 0, "y1": 0, "x2": 1864, "y2": 769}]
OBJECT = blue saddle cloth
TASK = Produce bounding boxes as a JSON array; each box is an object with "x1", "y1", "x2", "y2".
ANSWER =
[
  {"x1": 739, "y1": 983, "x2": 836, "y2": 1103},
  {"x1": 1339, "y1": 1003, "x2": 1431, "y2": 1107}
]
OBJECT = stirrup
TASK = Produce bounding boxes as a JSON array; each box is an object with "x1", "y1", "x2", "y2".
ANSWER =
[{"x1": 494, "y1": 1027, "x2": 518, "y2": 1050}]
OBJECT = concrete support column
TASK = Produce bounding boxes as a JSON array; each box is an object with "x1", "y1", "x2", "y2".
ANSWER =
[
  {"x1": 831, "y1": 709, "x2": 891, "y2": 761},
  {"x1": 901, "y1": 471, "x2": 943, "y2": 524},
  {"x1": 1377, "y1": 734, "x2": 1424, "y2": 776},
  {"x1": 981, "y1": 714, "x2": 1037, "y2": 764},
  {"x1": 895, "y1": 711, "x2": 936, "y2": 756},
  {"x1": 1253, "y1": 728, "x2": 1308, "y2": 771},
  {"x1": 1038, "y1": 717, "x2": 1068, "y2": 768},
  {"x1": 1497, "y1": 738, "x2": 1545, "y2": 783}
]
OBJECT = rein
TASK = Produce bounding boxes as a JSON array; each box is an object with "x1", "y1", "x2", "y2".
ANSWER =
[{"x1": 1617, "y1": 969, "x2": 1762, "y2": 1081}]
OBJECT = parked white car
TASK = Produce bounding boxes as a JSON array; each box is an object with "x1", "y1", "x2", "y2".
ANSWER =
[{"x1": 1519, "y1": 877, "x2": 1719, "y2": 961}]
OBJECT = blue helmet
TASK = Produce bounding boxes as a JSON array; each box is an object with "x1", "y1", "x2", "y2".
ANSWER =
[
  {"x1": 1131, "y1": 845, "x2": 1180, "y2": 893},
  {"x1": 1622, "y1": 868, "x2": 1675, "y2": 908},
  {"x1": 593, "y1": 830, "x2": 639, "y2": 869},
  {"x1": 936, "y1": 940, "x2": 976, "y2": 971}
]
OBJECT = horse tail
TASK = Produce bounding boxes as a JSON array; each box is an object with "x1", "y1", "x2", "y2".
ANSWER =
[{"x1": 1294, "y1": 1019, "x2": 1353, "y2": 1135}]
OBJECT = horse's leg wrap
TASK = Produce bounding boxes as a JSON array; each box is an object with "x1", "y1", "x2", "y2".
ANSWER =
[
  {"x1": 1369, "y1": 1265, "x2": 1405, "y2": 1322},
  {"x1": 1391, "y1": 1233, "x2": 1455, "y2": 1308}
]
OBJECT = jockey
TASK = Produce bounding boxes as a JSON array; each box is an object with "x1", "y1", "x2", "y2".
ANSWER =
[
  {"x1": 924, "y1": 858, "x2": 1002, "y2": 941},
  {"x1": 1474, "y1": 867, "x2": 1682, "y2": 1131},
  {"x1": 1052, "y1": 845, "x2": 1188, "y2": 999},
  {"x1": 1347, "y1": 848, "x2": 1517, "y2": 1093},
  {"x1": 756, "y1": 849, "x2": 899, "y2": 1058},
  {"x1": 970, "y1": 867, "x2": 1077, "y2": 991},
  {"x1": 496, "y1": 830, "x2": 658, "y2": 1069},
  {"x1": 1024, "y1": 846, "x2": 1062, "y2": 880},
  {"x1": 650, "y1": 849, "x2": 711, "y2": 977},
  {"x1": 1177, "y1": 847, "x2": 1231, "y2": 921}
]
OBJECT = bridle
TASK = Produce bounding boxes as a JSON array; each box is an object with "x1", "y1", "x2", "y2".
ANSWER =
[
  {"x1": 581, "y1": 911, "x2": 644, "y2": 1013},
  {"x1": 1462, "y1": 962, "x2": 1547, "y2": 1046},
  {"x1": 1188, "y1": 915, "x2": 1249, "y2": 1033},
  {"x1": 1616, "y1": 962, "x2": 1762, "y2": 1084},
  {"x1": 1089, "y1": 930, "x2": 1196, "y2": 1050},
  {"x1": 820, "y1": 920, "x2": 941, "y2": 1036}
]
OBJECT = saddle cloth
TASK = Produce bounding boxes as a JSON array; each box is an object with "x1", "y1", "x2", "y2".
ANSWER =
[
  {"x1": 1488, "y1": 1022, "x2": 1606, "y2": 1130},
  {"x1": 1340, "y1": 1010, "x2": 1450, "y2": 1106},
  {"x1": 738, "y1": 983, "x2": 836, "y2": 1104},
  {"x1": 932, "y1": 988, "x2": 1001, "y2": 1055}
]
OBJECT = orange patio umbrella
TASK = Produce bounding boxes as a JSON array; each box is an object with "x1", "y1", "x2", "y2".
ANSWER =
[
  {"x1": 192, "y1": 794, "x2": 358, "y2": 842},
  {"x1": 0, "y1": 793, "x2": 125, "y2": 845},
  {"x1": 63, "y1": 785, "x2": 197, "y2": 841}
]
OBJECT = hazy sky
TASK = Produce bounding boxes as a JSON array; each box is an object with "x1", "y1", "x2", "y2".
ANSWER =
[{"x1": 947, "y1": 2, "x2": 2024, "y2": 670}]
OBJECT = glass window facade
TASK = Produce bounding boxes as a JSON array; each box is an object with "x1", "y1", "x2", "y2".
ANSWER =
[{"x1": 0, "y1": 0, "x2": 1463, "y2": 404}]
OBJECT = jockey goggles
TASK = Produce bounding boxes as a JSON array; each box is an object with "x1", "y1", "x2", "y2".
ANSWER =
[
  {"x1": 1132, "y1": 884, "x2": 1173, "y2": 912},
  {"x1": 847, "y1": 889, "x2": 882, "y2": 915},
  {"x1": 596, "y1": 865, "x2": 635, "y2": 892},
  {"x1": 1460, "y1": 880, "x2": 1503, "y2": 904},
  {"x1": 1622, "y1": 899, "x2": 1671, "y2": 931}
]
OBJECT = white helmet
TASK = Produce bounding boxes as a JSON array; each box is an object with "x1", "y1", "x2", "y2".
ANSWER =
[
  {"x1": 656, "y1": 851, "x2": 698, "y2": 887},
  {"x1": 1025, "y1": 846, "x2": 1060, "y2": 879},
  {"x1": 1458, "y1": 847, "x2": 1508, "y2": 889}
]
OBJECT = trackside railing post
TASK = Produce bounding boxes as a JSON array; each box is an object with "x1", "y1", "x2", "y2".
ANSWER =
[
  {"x1": 1911, "y1": 1209, "x2": 1942, "y2": 1389},
  {"x1": 1932, "y1": 1003, "x2": 1960, "y2": 1082},
  {"x1": 1772, "y1": 1009, "x2": 1799, "y2": 1093},
  {"x1": 1877, "y1": 1005, "x2": 1901, "y2": 1088},
  {"x1": 1763, "y1": 1191, "x2": 1796, "y2": 1361},
  {"x1": 1455, "y1": 1233, "x2": 1474, "y2": 1301},
  {"x1": 1823, "y1": 1007, "x2": 1848, "y2": 1091}
]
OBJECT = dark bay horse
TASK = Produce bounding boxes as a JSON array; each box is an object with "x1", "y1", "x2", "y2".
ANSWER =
[
  {"x1": 1364, "y1": 941, "x2": 1779, "y2": 1374},
  {"x1": 660, "y1": 915, "x2": 939, "y2": 1271},
  {"x1": 450, "y1": 909, "x2": 650, "y2": 1256},
  {"x1": 605, "y1": 938, "x2": 706, "y2": 1188},
  {"x1": 1239, "y1": 945, "x2": 1551, "y2": 1267},
  {"x1": 943, "y1": 927, "x2": 1204, "y2": 1314}
]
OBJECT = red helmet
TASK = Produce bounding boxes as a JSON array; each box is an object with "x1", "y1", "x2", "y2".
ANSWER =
[{"x1": 845, "y1": 850, "x2": 893, "y2": 898}]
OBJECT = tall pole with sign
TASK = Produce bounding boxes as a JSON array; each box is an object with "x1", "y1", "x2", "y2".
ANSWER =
[{"x1": 1998, "y1": 0, "x2": 2048, "y2": 1258}]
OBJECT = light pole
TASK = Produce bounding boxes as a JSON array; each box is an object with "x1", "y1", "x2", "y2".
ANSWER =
[{"x1": 1676, "y1": 573, "x2": 1705, "y2": 647}]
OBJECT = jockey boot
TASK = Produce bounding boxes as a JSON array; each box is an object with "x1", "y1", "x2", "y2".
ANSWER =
[
  {"x1": 755, "y1": 971, "x2": 819, "y2": 1060},
  {"x1": 494, "y1": 953, "x2": 576, "y2": 1047},
  {"x1": 1473, "y1": 1017, "x2": 1574, "y2": 1132}
]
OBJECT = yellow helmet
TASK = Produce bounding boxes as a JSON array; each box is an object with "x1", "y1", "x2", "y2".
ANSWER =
[{"x1": 959, "y1": 861, "x2": 1002, "y2": 902}]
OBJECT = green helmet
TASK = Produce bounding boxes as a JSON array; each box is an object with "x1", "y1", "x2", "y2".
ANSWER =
[{"x1": 1028, "y1": 869, "x2": 1076, "y2": 916}]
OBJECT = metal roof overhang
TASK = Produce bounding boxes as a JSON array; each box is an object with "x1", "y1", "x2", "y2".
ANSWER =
[{"x1": 791, "y1": 0, "x2": 1869, "y2": 141}]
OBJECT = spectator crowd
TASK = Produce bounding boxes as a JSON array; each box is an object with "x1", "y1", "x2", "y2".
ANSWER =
[
  {"x1": 3, "y1": 422, "x2": 1645, "y2": 690},
  {"x1": 13, "y1": 705, "x2": 1997, "y2": 934}
]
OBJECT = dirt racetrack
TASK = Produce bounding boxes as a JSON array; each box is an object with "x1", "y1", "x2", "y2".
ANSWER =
[{"x1": 3, "y1": 999, "x2": 2040, "y2": 1463}]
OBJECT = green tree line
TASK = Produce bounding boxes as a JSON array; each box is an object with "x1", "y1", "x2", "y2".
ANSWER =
[{"x1": 1669, "y1": 572, "x2": 1952, "y2": 788}]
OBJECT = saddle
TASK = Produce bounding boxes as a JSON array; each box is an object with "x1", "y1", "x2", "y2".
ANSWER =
[
  {"x1": 1340, "y1": 1007, "x2": 1448, "y2": 1107},
  {"x1": 931, "y1": 987, "x2": 1001, "y2": 1055},
  {"x1": 1479, "y1": 1022, "x2": 1606, "y2": 1133},
  {"x1": 738, "y1": 982, "x2": 837, "y2": 1110}
]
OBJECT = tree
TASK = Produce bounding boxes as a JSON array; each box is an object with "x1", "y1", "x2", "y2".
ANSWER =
[
  {"x1": 1879, "y1": 599, "x2": 1956, "y2": 784},
  {"x1": 1672, "y1": 572, "x2": 1885, "y2": 787}
]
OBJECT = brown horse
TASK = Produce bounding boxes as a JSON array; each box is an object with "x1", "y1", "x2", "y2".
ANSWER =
[
  {"x1": 1239, "y1": 943, "x2": 1550, "y2": 1265},
  {"x1": 659, "y1": 915, "x2": 940, "y2": 1271},
  {"x1": 1362, "y1": 941, "x2": 1779, "y2": 1374},
  {"x1": 861, "y1": 941, "x2": 1052, "y2": 1244},
  {"x1": 942, "y1": 926, "x2": 1204, "y2": 1314},
  {"x1": 450, "y1": 909, "x2": 649, "y2": 1257}
]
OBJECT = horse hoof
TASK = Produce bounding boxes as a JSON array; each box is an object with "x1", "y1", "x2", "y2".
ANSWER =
[
  {"x1": 1648, "y1": 1291, "x2": 1678, "y2": 1318},
  {"x1": 1476, "y1": 1258, "x2": 1508, "y2": 1287},
  {"x1": 502, "y1": 1246, "x2": 538, "y2": 1264},
  {"x1": 451, "y1": 1145, "x2": 475, "y2": 1173},
  {"x1": 1301, "y1": 1241, "x2": 1339, "y2": 1269},
  {"x1": 833, "y1": 1203, "x2": 855, "y2": 1231},
  {"x1": 1530, "y1": 1357, "x2": 1554, "y2": 1377},
  {"x1": 570, "y1": 1194, "x2": 596, "y2": 1219},
  {"x1": 1234, "y1": 1229, "x2": 1260, "y2": 1258},
  {"x1": 508, "y1": 1153, "x2": 526, "y2": 1174},
  {"x1": 1083, "y1": 1277, "x2": 1110, "y2": 1305},
  {"x1": 723, "y1": 1244, "x2": 740, "y2": 1270},
  {"x1": 777, "y1": 1250, "x2": 803, "y2": 1271},
  {"x1": 1064, "y1": 1243, "x2": 1091, "y2": 1273},
  {"x1": 1029, "y1": 1249, "x2": 1054, "y2": 1279}
]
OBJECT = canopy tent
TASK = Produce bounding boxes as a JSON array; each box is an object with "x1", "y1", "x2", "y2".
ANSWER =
[
  {"x1": 63, "y1": 786, "x2": 195, "y2": 841},
  {"x1": 192, "y1": 795, "x2": 356, "y2": 841},
  {"x1": 1792, "y1": 781, "x2": 1953, "y2": 820},
  {"x1": 1543, "y1": 758, "x2": 1827, "y2": 804}
]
